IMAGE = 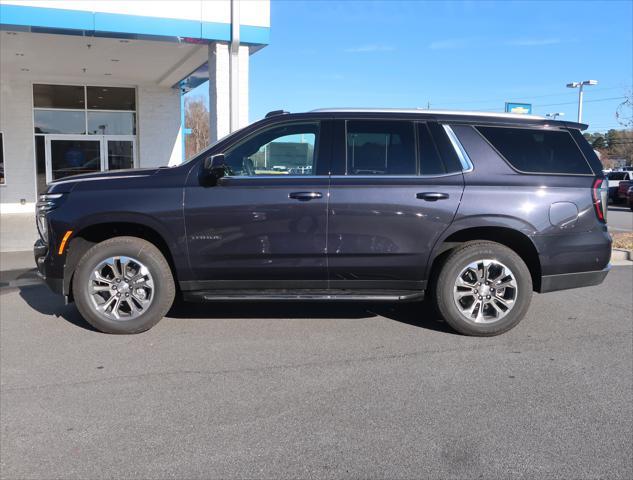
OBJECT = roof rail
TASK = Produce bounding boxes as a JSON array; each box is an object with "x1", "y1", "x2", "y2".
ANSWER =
[{"x1": 265, "y1": 110, "x2": 290, "y2": 118}]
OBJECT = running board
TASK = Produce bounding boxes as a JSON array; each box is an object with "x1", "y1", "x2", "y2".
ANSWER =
[{"x1": 182, "y1": 289, "x2": 424, "y2": 303}]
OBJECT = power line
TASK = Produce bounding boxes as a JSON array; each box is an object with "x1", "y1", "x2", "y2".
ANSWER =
[{"x1": 432, "y1": 86, "x2": 626, "y2": 107}]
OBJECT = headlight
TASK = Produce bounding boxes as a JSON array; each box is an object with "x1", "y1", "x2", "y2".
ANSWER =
[{"x1": 35, "y1": 193, "x2": 66, "y2": 243}]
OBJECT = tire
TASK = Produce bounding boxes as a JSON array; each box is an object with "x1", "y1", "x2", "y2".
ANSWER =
[
  {"x1": 434, "y1": 241, "x2": 532, "y2": 336},
  {"x1": 72, "y1": 236, "x2": 175, "y2": 334}
]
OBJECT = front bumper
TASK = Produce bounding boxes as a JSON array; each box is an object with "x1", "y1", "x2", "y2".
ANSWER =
[
  {"x1": 34, "y1": 239, "x2": 63, "y2": 295},
  {"x1": 539, "y1": 264, "x2": 610, "y2": 293}
]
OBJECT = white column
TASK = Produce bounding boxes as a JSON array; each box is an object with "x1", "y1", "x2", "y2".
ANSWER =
[{"x1": 208, "y1": 42, "x2": 231, "y2": 144}]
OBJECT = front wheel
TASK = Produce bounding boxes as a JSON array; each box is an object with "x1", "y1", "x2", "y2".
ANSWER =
[
  {"x1": 434, "y1": 241, "x2": 533, "y2": 336},
  {"x1": 73, "y1": 236, "x2": 175, "y2": 334}
]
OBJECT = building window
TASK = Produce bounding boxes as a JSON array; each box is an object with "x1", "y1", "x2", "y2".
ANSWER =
[
  {"x1": 0, "y1": 132, "x2": 5, "y2": 185},
  {"x1": 32, "y1": 84, "x2": 137, "y2": 188}
]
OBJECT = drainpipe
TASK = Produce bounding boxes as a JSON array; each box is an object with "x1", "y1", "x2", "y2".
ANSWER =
[{"x1": 229, "y1": 0, "x2": 240, "y2": 132}]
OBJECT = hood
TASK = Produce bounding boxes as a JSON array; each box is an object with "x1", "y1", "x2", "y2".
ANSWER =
[{"x1": 46, "y1": 167, "x2": 163, "y2": 194}]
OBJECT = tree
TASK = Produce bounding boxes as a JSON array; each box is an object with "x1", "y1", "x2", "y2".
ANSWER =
[
  {"x1": 591, "y1": 136, "x2": 606, "y2": 149},
  {"x1": 184, "y1": 97, "x2": 210, "y2": 159}
]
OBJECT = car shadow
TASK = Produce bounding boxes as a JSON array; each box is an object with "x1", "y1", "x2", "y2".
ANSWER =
[
  {"x1": 15, "y1": 283, "x2": 455, "y2": 335},
  {"x1": 17, "y1": 283, "x2": 99, "y2": 332},
  {"x1": 167, "y1": 298, "x2": 455, "y2": 334}
]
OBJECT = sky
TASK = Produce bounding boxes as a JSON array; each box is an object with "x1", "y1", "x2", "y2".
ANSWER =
[{"x1": 189, "y1": 0, "x2": 633, "y2": 133}]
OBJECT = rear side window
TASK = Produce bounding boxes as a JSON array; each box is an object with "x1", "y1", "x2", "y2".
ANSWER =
[
  {"x1": 346, "y1": 120, "x2": 416, "y2": 175},
  {"x1": 418, "y1": 123, "x2": 446, "y2": 175},
  {"x1": 477, "y1": 126, "x2": 592, "y2": 175}
]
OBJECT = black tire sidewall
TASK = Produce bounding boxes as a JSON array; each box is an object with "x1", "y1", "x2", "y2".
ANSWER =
[
  {"x1": 73, "y1": 237, "x2": 175, "y2": 334},
  {"x1": 436, "y1": 242, "x2": 532, "y2": 336}
]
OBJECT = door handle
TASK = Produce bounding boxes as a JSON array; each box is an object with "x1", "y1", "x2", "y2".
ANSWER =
[
  {"x1": 289, "y1": 191, "x2": 323, "y2": 201},
  {"x1": 416, "y1": 192, "x2": 449, "y2": 201}
]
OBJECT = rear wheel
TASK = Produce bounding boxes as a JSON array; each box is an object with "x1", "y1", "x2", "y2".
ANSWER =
[
  {"x1": 73, "y1": 236, "x2": 175, "y2": 334},
  {"x1": 434, "y1": 241, "x2": 532, "y2": 336}
]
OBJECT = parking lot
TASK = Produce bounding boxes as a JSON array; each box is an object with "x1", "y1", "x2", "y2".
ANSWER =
[
  {"x1": 1, "y1": 265, "x2": 631, "y2": 479},
  {"x1": 608, "y1": 205, "x2": 633, "y2": 232}
]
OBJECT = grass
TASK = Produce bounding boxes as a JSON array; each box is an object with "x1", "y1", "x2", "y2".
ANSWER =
[{"x1": 611, "y1": 232, "x2": 633, "y2": 251}]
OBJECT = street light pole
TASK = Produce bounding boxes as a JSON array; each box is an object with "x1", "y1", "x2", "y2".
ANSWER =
[{"x1": 566, "y1": 80, "x2": 598, "y2": 123}]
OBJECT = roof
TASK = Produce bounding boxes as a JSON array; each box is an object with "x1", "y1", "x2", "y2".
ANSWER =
[
  {"x1": 306, "y1": 108, "x2": 588, "y2": 130},
  {"x1": 311, "y1": 107, "x2": 545, "y2": 120}
]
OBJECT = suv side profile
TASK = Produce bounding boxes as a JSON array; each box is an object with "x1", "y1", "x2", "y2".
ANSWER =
[{"x1": 34, "y1": 109, "x2": 611, "y2": 336}]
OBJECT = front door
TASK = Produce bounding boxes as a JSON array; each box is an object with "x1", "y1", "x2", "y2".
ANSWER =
[
  {"x1": 184, "y1": 121, "x2": 330, "y2": 289},
  {"x1": 327, "y1": 120, "x2": 465, "y2": 291}
]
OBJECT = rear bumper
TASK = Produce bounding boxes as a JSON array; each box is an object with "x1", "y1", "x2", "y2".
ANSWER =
[{"x1": 539, "y1": 265, "x2": 610, "y2": 293}]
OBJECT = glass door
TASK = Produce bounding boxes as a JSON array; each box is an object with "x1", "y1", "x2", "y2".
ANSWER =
[
  {"x1": 45, "y1": 135, "x2": 103, "y2": 183},
  {"x1": 44, "y1": 135, "x2": 137, "y2": 183},
  {"x1": 105, "y1": 136, "x2": 136, "y2": 171}
]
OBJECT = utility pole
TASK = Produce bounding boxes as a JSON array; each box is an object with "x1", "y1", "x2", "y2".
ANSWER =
[{"x1": 566, "y1": 80, "x2": 598, "y2": 123}]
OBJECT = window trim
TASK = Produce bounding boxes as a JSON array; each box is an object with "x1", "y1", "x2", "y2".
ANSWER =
[
  {"x1": 442, "y1": 125, "x2": 474, "y2": 173},
  {"x1": 221, "y1": 120, "x2": 324, "y2": 178},
  {"x1": 473, "y1": 124, "x2": 594, "y2": 177}
]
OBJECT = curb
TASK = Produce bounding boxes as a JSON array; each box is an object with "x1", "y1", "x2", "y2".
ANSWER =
[{"x1": 611, "y1": 248, "x2": 633, "y2": 262}]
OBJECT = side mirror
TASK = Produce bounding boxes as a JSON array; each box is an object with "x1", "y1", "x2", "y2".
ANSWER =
[{"x1": 201, "y1": 154, "x2": 229, "y2": 185}]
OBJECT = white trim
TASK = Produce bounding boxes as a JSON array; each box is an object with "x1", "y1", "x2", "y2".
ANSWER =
[{"x1": 0, "y1": 202, "x2": 36, "y2": 214}]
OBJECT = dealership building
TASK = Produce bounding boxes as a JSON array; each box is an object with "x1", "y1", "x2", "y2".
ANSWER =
[{"x1": 0, "y1": 0, "x2": 269, "y2": 249}]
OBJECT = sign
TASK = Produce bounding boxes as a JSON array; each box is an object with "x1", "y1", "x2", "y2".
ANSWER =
[{"x1": 505, "y1": 102, "x2": 532, "y2": 114}]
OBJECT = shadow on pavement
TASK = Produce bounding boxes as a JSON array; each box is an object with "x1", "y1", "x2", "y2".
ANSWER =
[
  {"x1": 17, "y1": 284, "x2": 98, "y2": 332},
  {"x1": 167, "y1": 298, "x2": 455, "y2": 334},
  {"x1": 14, "y1": 283, "x2": 454, "y2": 335}
]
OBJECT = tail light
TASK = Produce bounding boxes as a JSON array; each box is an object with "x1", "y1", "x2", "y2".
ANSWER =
[{"x1": 592, "y1": 178, "x2": 608, "y2": 223}]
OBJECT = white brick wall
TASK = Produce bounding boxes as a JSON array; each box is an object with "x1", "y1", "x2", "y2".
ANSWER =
[
  {"x1": 137, "y1": 85, "x2": 182, "y2": 168},
  {"x1": 0, "y1": 75, "x2": 37, "y2": 207}
]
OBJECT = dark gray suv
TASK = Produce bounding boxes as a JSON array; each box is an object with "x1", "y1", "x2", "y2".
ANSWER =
[{"x1": 34, "y1": 108, "x2": 611, "y2": 335}]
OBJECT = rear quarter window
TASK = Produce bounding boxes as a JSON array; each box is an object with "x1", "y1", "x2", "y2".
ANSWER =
[{"x1": 476, "y1": 126, "x2": 593, "y2": 175}]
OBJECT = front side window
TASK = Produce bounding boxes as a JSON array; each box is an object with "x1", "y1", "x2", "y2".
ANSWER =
[
  {"x1": 224, "y1": 123, "x2": 319, "y2": 176},
  {"x1": 477, "y1": 126, "x2": 592, "y2": 175},
  {"x1": 346, "y1": 120, "x2": 416, "y2": 175}
]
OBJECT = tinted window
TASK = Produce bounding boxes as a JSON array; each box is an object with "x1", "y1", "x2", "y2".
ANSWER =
[
  {"x1": 427, "y1": 122, "x2": 463, "y2": 173},
  {"x1": 418, "y1": 123, "x2": 446, "y2": 175},
  {"x1": 0, "y1": 132, "x2": 4, "y2": 184},
  {"x1": 87, "y1": 87, "x2": 136, "y2": 110},
  {"x1": 608, "y1": 172, "x2": 627, "y2": 180},
  {"x1": 346, "y1": 121, "x2": 416, "y2": 175},
  {"x1": 224, "y1": 123, "x2": 319, "y2": 176},
  {"x1": 33, "y1": 84, "x2": 85, "y2": 109},
  {"x1": 477, "y1": 126, "x2": 592, "y2": 175}
]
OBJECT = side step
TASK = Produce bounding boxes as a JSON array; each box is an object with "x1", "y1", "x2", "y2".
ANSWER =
[{"x1": 182, "y1": 289, "x2": 424, "y2": 303}]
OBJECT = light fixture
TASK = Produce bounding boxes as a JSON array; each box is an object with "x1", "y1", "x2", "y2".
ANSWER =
[
  {"x1": 566, "y1": 80, "x2": 598, "y2": 122},
  {"x1": 15, "y1": 53, "x2": 24, "y2": 56},
  {"x1": 20, "y1": 68, "x2": 30, "y2": 72},
  {"x1": 110, "y1": 59, "x2": 119, "y2": 62},
  {"x1": 104, "y1": 73, "x2": 112, "y2": 76}
]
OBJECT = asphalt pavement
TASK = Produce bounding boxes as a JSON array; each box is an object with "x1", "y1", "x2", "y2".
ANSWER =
[
  {"x1": 1, "y1": 266, "x2": 631, "y2": 479},
  {"x1": 607, "y1": 205, "x2": 633, "y2": 232}
]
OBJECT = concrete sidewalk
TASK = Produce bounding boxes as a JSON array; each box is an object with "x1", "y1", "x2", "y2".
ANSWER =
[{"x1": 0, "y1": 213, "x2": 38, "y2": 253}]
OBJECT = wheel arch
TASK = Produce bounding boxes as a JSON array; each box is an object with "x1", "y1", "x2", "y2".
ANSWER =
[
  {"x1": 428, "y1": 225, "x2": 542, "y2": 292},
  {"x1": 63, "y1": 220, "x2": 181, "y2": 301}
]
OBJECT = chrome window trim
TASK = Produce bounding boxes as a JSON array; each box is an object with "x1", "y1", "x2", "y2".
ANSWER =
[{"x1": 442, "y1": 124, "x2": 474, "y2": 173}]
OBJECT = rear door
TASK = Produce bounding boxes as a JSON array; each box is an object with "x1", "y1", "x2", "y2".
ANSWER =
[
  {"x1": 326, "y1": 119, "x2": 465, "y2": 291},
  {"x1": 183, "y1": 120, "x2": 330, "y2": 289}
]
